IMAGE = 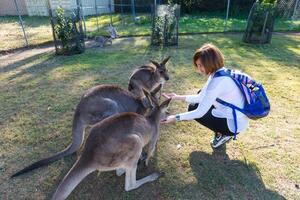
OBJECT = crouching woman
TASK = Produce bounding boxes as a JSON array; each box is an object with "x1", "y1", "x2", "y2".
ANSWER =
[{"x1": 161, "y1": 43, "x2": 249, "y2": 148}]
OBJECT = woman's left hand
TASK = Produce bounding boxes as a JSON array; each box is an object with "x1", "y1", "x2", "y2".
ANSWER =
[{"x1": 161, "y1": 115, "x2": 176, "y2": 124}]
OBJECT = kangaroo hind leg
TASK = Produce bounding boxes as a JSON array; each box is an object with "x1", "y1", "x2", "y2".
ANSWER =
[{"x1": 124, "y1": 165, "x2": 161, "y2": 191}]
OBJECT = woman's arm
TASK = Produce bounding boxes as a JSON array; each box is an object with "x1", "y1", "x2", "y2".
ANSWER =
[
  {"x1": 162, "y1": 77, "x2": 230, "y2": 124},
  {"x1": 161, "y1": 90, "x2": 218, "y2": 124},
  {"x1": 162, "y1": 93, "x2": 186, "y2": 101}
]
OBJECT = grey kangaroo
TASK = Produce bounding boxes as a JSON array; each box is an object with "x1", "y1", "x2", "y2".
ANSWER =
[
  {"x1": 52, "y1": 98, "x2": 171, "y2": 200},
  {"x1": 128, "y1": 56, "x2": 170, "y2": 97},
  {"x1": 11, "y1": 84, "x2": 162, "y2": 178}
]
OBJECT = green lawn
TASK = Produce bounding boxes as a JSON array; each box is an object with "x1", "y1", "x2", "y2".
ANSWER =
[
  {"x1": 0, "y1": 33, "x2": 299, "y2": 199},
  {"x1": 1, "y1": 13, "x2": 300, "y2": 51}
]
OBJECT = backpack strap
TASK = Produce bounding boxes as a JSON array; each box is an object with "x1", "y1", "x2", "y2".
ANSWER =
[
  {"x1": 213, "y1": 69, "x2": 246, "y2": 140},
  {"x1": 214, "y1": 70, "x2": 248, "y2": 102},
  {"x1": 216, "y1": 98, "x2": 244, "y2": 140}
]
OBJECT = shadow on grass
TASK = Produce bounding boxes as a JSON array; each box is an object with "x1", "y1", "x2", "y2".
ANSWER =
[
  {"x1": 189, "y1": 145, "x2": 285, "y2": 199},
  {"x1": 237, "y1": 34, "x2": 300, "y2": 68},
  {"x1": 0, "y1": 51, "x2": 51, "y2": 74}
]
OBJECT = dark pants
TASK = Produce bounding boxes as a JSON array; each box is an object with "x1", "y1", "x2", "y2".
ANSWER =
[{"x1": 188, "y1": 104, "x2": 235, "y2": 136}]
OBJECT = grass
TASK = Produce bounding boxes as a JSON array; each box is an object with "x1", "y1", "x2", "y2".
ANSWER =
[
  {"x1": 0, "y1": 33, "x2": 300, "y2": 199},
  {"x1": 0, "y1": 12, "x2": 300, "y2": 51},
  {"x1": 0, "y1": 16, "x2": 52, "y2": 51}
]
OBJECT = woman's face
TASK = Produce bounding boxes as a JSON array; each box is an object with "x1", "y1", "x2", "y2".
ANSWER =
[{"x1": 195, "y1": 59, "x2": 207, "y2": 75}]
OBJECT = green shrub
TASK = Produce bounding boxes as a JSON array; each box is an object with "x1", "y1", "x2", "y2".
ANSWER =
[
  {"x1": 243, "y1": 0, "x2": 277, "y2": 43},
  {"x1": 151, "y1": 4, "x2": 179, "y2": 46},
  {"x1": 54, "y1": 7, "x2": 75, "y2": 52}
]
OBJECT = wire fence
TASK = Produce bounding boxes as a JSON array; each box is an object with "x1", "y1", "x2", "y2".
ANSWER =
[{"x1": 0, "y1": 0, "x2": 299, "y2": 52}]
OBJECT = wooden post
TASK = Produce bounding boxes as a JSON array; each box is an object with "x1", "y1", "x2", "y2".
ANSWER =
[
  {"x1": 163, "y1": 15, "x2": 167, "y2": 46},
  {"x1": 260, "y1": 11, "x2": 269, "y2": 43},
  {"x1": 243, "y1": 2, "x2": 256, "y2": 42}
]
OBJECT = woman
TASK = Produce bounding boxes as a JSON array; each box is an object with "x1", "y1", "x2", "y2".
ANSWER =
[{"x1": 161, "y1": 43, "x2": 249, "y2": 148}]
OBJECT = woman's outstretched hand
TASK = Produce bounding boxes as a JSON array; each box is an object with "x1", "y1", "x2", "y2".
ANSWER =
[
  {"x1": 161, "y1": 115, "x2": 176, "y2": 124},
  {"x1": 162, "y1": 93, "x2": 184, "y2": 100}
]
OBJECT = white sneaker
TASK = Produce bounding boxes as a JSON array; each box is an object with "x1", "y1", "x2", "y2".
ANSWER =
[{"x1": 210, "y1": 133, "x2": 232, "y2": 148}]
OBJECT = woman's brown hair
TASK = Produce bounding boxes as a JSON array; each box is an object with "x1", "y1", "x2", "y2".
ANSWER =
[{"x1": 193, "y1": 43, "x2": 224, "y2": 74}]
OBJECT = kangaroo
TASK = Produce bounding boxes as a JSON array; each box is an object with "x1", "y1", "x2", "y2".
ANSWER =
[
  {"x1": 11, "y1": 84, "x2": 162, "y2": 178},
  {"x1": 128, "y1": 56, "x2": 170, "y2": 98},
  {"x1": 107, "y1": 23, "x2": 119, "y2": 39},
  {"x1": 94, "y1": 24, "x2": 118, "y2": 47},
  {"x1": 52, "y1": 98, "x2": 171, "y2": 200},
  {"x1": 95, "y1": 36, "x2": 112, "y2": 48}
]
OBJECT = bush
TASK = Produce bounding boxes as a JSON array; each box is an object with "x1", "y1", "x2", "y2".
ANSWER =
[
  {"x1": 52, "y1": 7, "x2": 85, "y2": 55},
  {"x1": 54, "y1": 7, "x2": 74, "y2": 52},
  {"x1": 151, "y1": 4, "x2": 179, "y2": 46},
  {"x1": 243, "y1": 0, "x2": 277, "y2": 43}
]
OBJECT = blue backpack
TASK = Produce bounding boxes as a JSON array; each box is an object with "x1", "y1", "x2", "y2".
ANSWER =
[{"x1": 214, "y1": 68, "x2": 270, "y2": 139}]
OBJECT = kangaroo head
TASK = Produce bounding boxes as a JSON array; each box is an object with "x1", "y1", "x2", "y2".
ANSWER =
[
  {"x1": 150, "y1": 56, "x2": 170, "y2": 82},
  {"x1": 140, "y1": 82, "x2": 162, "y2": 108},
  {"x1": 146, "y1": 97, "x2": 171, "y2": 121},
  {"x1": 158, "y1": 98, "x2": 172, "y2": 120},
  {"x1": 107, "y1": 24, "x2": 118, "y2": 39}
]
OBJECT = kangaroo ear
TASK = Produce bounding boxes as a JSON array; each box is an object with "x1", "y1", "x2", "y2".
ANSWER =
[
  {"x1": 151, "y1": 84, "x2": 162, "y2": 96},
  {"x1": 150, "y1": 60, "x2": 160, "y2": 68},
  {"x1": 160, "y1": 98, "x2": 171, "y2": 109},
  {"x1": 161, "y1": 56, "x2": 171, "y2": 65},
  {"x1": 141, "y1": 89, "x2": 153, "y2": 108}
]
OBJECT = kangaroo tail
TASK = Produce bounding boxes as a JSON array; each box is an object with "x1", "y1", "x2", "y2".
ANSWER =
[
  {"x1": 52, "y1": 159, "x2": 94, "y2": 200},
  {"x1": 11, "y1": 111, "x2": 85, "y2": 178}
]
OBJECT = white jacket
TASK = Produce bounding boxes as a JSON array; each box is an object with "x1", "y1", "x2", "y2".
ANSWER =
[{"x1": 178, "y1": 67, "x2": 249, "y2": 133}]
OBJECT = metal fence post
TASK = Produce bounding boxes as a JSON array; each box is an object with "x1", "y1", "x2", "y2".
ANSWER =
[
  {"x1": 95, "y1": 0, "x2": 99, "y2": 31},
  {"x1": 131, "y1": 0, "x2": 136, "y2": 22},
  {"x1": 47, "y1": 0, "x2": 58, "y2": 53},
  {"x1": 292, "y1": 0, "x2": 300, "y2": 20},
  {"x1": 154, "y1": 0, "x2": 156, "y2": 16},
  {"x1": 120, "y1": 0, "x2": 124, "y2": 24},
  {"x1": 109, "y1": 0, "x2": 113, "y2": 25},
  {"x1": 13, "y1": 0, "x2": 28, "y2": 47},
  {"x1": 224, "y1": 0, "x2": 230, "y2": 31},
  {"x1": 79, "y1": 0, "x2": 87, "y2": 37}
]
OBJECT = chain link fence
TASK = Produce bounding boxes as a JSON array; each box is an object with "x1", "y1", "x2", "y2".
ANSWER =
[
  {"x1": 0, "y1": 0, "x2": 52, "y2": 52},
  {"x1": 0, "y1": 0, "x2": 299, "y2": 52}
]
